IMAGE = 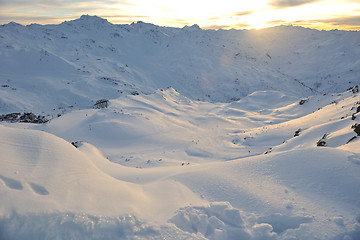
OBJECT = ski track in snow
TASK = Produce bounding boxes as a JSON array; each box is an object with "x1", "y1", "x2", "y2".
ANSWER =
[{"x1": 0, "y1": 15, "x2": 360, "y2": 239}]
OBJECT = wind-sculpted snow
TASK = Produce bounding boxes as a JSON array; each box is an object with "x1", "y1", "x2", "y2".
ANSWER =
[
  {"x1": 0, "y1": 212, "x2": 160, "y2": 240},
  {"x1": 1, "y1": 86, "x2": 360, "y2": 239},
  {"x1": 1, "y1": 15, "x2": 360, "y2": 239}
]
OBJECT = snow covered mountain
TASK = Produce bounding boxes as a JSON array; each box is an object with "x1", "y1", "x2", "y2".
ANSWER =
[
  {"x1": 0, "y1": 15, "x2": 360, "y2": 239},
  {"x1": 1, "y1": 15, "x2": 359, "y2": 115}
]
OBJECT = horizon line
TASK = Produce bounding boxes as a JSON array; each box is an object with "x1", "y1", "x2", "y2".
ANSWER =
[{"x1": 1, "y1": 14, "x2": 359, "y2": 32}]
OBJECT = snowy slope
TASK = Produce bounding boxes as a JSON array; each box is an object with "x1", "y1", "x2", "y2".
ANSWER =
[
  {"x1": 1, "y1": 87, "x2": 360, "y2": 239},
  {"x1": 0, "y1": 15, "x2": 359, "y2": 115},
  {"x1": 1, "y1": 15, "x2": 360, "y2": 240}
]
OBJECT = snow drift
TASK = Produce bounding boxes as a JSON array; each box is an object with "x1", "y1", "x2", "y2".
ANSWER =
[{"x1": 0, "y1": 15, "x2": 360, "y2": 239}]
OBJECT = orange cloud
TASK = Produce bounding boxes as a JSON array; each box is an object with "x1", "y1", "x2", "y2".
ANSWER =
[
  {"x1": 234, "y1": 11, "x2": 256, "y2": 16},
  {"x1": 265, "y1": 16, "x2": 360, "y2": 31},
  {"x1": 268, "y1": 0, "x2": 320, "y2": 8}
]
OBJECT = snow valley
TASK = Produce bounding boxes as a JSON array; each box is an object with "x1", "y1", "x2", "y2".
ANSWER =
[{"x1": 0, "y1": 15, "x2": 360, "y2": 239}]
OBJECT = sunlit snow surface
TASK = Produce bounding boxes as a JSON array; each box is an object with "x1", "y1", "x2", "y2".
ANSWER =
[{"x1": 0, "y1": 16, "x2": 360, "y2": 239}]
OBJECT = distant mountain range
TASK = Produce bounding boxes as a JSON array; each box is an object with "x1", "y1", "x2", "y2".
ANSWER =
[
  {"x1": 1, "y1": 15, "x2": 360, "y2": 240},
  {"x1": 0, "y1": 15, "x2": 359, "y2": 115}
]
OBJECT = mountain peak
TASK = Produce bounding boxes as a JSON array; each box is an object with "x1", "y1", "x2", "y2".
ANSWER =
[
  {"x1": 2, "y1": 21, "x2": 24, "y2": 28},
  {"x1": 182, "y1": 24, "x2": 201, "y2": 31},
  {"x1": 130, "y1": 21, "x2": 158, "y2": 29},
  {"x1": 68, "y1": 15, "x2": 111, "y2": 27},
  {"x1": 79, "y1": 15, "x2": 103, "y2": 21}
]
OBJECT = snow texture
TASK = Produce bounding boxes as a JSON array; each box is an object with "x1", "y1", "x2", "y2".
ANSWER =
[{"x1": 0, "y1": 15, "x2": 360, "y2": 239}]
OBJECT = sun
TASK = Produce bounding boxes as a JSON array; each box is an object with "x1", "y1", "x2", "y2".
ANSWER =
[{"x1": 244, "y1": 12, "x2": 271, "y2": 29}]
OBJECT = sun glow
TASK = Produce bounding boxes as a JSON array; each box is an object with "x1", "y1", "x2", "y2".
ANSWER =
[{"x1": 0, "y1": 0, "x2": 359, "y2": 30}]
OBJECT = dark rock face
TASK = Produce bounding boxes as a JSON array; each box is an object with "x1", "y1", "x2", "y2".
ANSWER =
[
  {"x1": 352, "y1": 123, "x2": 360, "y2": 136},
  {"x1": 316, "y1": 134, "x2": 327, "y2": 147},
  {"x1": 0, "y1": 112, "x2": 48, "y2": 123},
  {"x1": 294, "y1": 129, "x2": 301, "y2": 137}
]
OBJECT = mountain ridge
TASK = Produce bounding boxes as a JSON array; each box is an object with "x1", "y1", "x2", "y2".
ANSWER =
[
  {"x1": 1, "y1": 15, "x2": 359, "y2": 116},
  {"x1": 1, "y1": 15, "x2": 360, "y2": 240}
]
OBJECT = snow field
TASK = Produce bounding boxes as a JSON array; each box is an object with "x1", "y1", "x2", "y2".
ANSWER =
[
  {"x1": 0, "y1": 15, "x2": 360, "y2": 239},
  {"x1": 1, "y1": 87, "x2": 360, "y2": 239}
]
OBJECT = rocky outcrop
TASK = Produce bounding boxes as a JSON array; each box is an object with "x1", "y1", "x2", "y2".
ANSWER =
[{"x1": 0, "y1": 112, "x2": 48, "y2": 123}]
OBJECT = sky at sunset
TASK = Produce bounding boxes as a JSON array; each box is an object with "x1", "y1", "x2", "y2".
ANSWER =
[{"x1": 0, "y1": 0, "x2": 359, "y2": 30}]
